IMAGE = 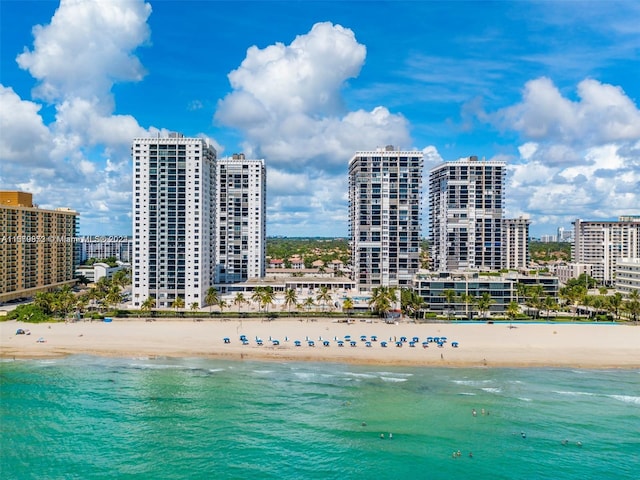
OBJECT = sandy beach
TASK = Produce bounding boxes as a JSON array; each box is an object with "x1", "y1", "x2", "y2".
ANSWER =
[{"x1": 1, "y1": 318, "x2": 639, "y2": 368}]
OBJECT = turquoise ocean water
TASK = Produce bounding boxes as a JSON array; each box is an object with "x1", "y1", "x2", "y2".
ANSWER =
[{"x1": 1, "y1": 356, "x2": 638, "y2": 480}]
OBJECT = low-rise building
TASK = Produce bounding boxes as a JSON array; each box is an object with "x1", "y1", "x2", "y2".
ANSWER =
[{"x1": 615, "y1": 258, "x2": 640, "y2": 297}]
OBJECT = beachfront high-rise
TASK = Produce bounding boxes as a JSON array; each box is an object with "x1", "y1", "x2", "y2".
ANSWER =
[
  {"x1": 0, "y1": 191, "x2": 78, "y2": 303},
  {"x1": 349, "y1": 146, "x2": 423, "y2": 291},
  {"x1": 429, "y1": 156, "x2": 506, "y2": 271},
  {"x1": 215, "y1": 154, "x2": 266, "y2": 283},
  {"x1": 131, "y1": 133, "x2": 216, "y2": 308},
  {"x1": 504, "y1": 216, "x2": 531, "y2": 270},
  {"x1": 572, "y1": 216, "x2": 640, "y2": 285}
]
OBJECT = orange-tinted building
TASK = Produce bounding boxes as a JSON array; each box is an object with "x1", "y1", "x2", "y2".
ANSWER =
[{"x1": 0, "y1": 191, "x2": 79, "y2": 302}]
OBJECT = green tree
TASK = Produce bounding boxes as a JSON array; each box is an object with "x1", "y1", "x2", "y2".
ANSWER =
[
  {"x1": 442, "y1": 289, "x2": 457, "y2": 320},
  {"x1": 234, "y1": 293, "x2": 246, "y2": 313},
  {"x1": 342, "y1": 297, "x2": 354, "y2": 320},
  {"x1": 401, "y1": 288, "x2": 422, "y2": 319},
  {"x1": 205, "y1": 287, "x2": 219, "y2": 316},
  {"x1": 476, "y1": 292, "x2": 495, "y2": 320},
  {"x1": 369, "y1": 286, "x2": 397, "y2": 318},
  {"x1": 458, "y1": 292, "x2": 476, "y2": 320},
  {"x1": 283, "y1": 288, "x2": 298, "y2": 315},
  {"x1": 141, "y1": 296, "x2": 156, "y2": 317},
  {"x1": 172, "y1": 296, "x2": 185, "y2": 316},
  {"x1": 506, "y1": 300, "x2": 520, "y2": 328},
  {"x1": 607, "y1": 292, "x2": 623, "y2": 320},
  {"x1": 303, "y1": 296, "x2": 316, "y2": 313},
  {"x1": 623, "y1": 290, "x2": 640, "y2": 324},
  {"x1": 316, "y1": 286, "x2": 332, "y2": 312}
]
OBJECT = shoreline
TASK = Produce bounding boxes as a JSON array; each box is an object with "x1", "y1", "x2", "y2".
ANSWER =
[{"x1": 1, "y1": 318, "x2": 639, "y2": 369}]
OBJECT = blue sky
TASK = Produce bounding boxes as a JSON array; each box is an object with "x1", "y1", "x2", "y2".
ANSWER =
[{"x1": 1, "y1": 0, "x2": 639, "y2": 239}]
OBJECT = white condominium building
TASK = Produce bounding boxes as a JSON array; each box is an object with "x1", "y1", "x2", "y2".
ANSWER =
[
  {"x1": 215, "y1": 154, "x2": 266, "y2": 284},
  {"x1": 504, "y1": 216, "x2": 531, "y2": 270},
  {"x1": 131, "y1": 133, "x2": 216, "y2": 308},
  {"x1": 572, "y1": 216, "x2": 640, "y2": 285},
  {"x1": 349, "y1": 146, "x2": 423, "y2": 291},
  {"x1": 429, "y1": 156, "x2": 506, "y2": 271}
]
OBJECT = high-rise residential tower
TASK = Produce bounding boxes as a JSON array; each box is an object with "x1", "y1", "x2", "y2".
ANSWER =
[
  {"x1": 0, "y1": 191, "x2": 78, "y2": 303},
  {"x1": 504, "y1": 216, "x2": 531, "y2": 270},
  {"x1": 429, "y1": 156, "x2": 506, "y2": 271},
  {"x1": 349, "y1": 146, "x2": 423, "y2": 291},
  {"x1": 131, "y1": 133, "x2": 216, "y2": 308},
  {"x1": 215, "y1": 154, "x2": 266, "y2": 284},
  {"x1": 572, "y1": 216, "x2": 640, "y2": 285}
]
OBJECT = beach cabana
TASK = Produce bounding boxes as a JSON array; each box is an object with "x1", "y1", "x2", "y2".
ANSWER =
[
  {"x1": 242, "y1": 340, "x2": 249, "y2": 345},
  {"x1": 360, "y1": 335, "x2": 367, "y2": 342},
  {"x1": 272, "y1": 339, "x2": 280, "y2": 346},
  {"x1": 400, "y1": 336, "x2": 407, "y2": 343},
  {"x1": 240, "y1": 335, "x2": 248, "y2": 342},
  {"x1": 422, "y1": 341, "x2": 429, "y2": 348},
  {"x1": 412, "y1": 337, "x2": 419, "y2": 343},
  {"x1": 294, "y1": 340, "x2": 302, "y2": 347},
  {"x1": 365, "y1": 341, "x2": 372, "y2": 347},
  {"x1": 409, "y1": 341, "x2": 416, "y2": 347},
  {"x1": 350, "y1": 341, "x2": 357, "y2": 347},
  {"x1": 452, "y1": 341, "x2": 459, "y2": 348},
  {"x1": 395, "y1": 341, "x2": 403, "y2": 347},
  {"x1": 308, "y1": 340, "x2": 315, "y2": 347},
  {"x1": 323, "y1": 340, "x2": 330, "y2": 347},
  {"x1": 427, "y1": 337, "x2": 433, "y2": 343},
  {"x1": 256, "y1": 339, "x2": 263, "y2": 346},
  {"x1": 371, "y1": 335, "x2": 378, "y2": 342},
  {"x1": 223, "y1": 337, "x2": 230, "y2": 344},
  {"x1": 381, "y1": 341, "x2": 388, "y2": 348}
]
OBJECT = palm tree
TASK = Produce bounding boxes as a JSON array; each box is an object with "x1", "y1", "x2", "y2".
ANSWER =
[
  {"x1": 34, "y1": 291, "x2": 54, "y2": 315},
  {"x1": 205, "y1": 287, "x2": 219, "y2": 316},
  {"x1": 458, "y1": 292, "x2": 475, "y2": 320},
  {"x1": 251, "y1": 288, "x2": 264, "y2": 313},
  {"x1": 442, "y1": 289, "x2": 457, "y2": 320},
  {"x1": 506, "y1": 300, "x2": 520, "y2": 329},
  {"x1": 369, "y1": 286, "x2": 397, "y2": 318},
  {"x1": 476, "y1": 292, "x2": 495, "y2": 320},
  {"x1": 103, "y1": 285, "x2": 123, "y2": 315},
  {"x1": 543, "y1": 295, "x2": 557, "y2": 320},
  {"x1": 316, "y1": 286, "x2": 332, "y2": 312},
  {"x1": 606, "y1": 292, "x2": 623, "y2": 320},
  {"x1": 141, "y1": 296, "x2": 156, "y2": 317},
  {"x1": 283, "y1": 288, "x2": 298, "y2": 315},
  {"x1": 259, "y1": 287, "x2": 275, "y2": 314},
  {"x1": 303, "y1": 296, "x2": 316, "y2": 313},
  {"x1": 233, "y1": 292, "x2": 246, "y2": 314},
  {"x1": 172, "y1": 296, "x2": 185, "y2": 316},
  {"x1": 623, "y1": 290, "x2": 640, "y2": 324},
  {"x1": 401, "y1": 289, "x2": 422, "y2": 319},
  {"x1": 524, "y1": 285, "x2": 544, "y2": 320},
  {"x1": 218, "y1": 299, "x2": 228, "y2": 314},
  {"x1": 342, "y1": 297, "x2": 354, "y2": 320}
]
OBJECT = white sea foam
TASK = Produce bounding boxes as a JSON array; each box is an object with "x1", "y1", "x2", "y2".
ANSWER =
[
  {"x1": 553, "y1": 390, "x2": 596, "y2": 397},
  {"x1": 375, "y1": 371, "x2": 413, "y2": 377},
  {"x1": 345, "y1": 372, "x2": 377, "y2": 379},
  {"x1": 518, "y1": 397, "x2": 532, "y2": 402},
  {"x1": 458, "y1": 392, "x2": 477, "y2": 396},
  {"x1": 608, "y1": 395, "x2": 640, "y2": 405},
  {"x1": 380, "y1": 376, "x2": 408, "y2": 383},
  {"x1": 452, "y1": 379, "x2": 493, "y2": 386},
  {"x1": 481, "y1": 387, "x2": 502, "y2": 393}
]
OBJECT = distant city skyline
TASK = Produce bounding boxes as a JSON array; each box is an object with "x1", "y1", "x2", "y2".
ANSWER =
[{"x1": 1, "y1": 1, "x2": 639, "y2": 238}]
